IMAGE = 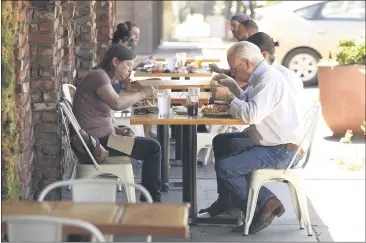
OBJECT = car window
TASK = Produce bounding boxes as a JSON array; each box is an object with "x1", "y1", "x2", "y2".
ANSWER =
[
  {"x1": 294, "y1": 3, "x2": 322, "y2": 20},
  {"x1": 320, "y1": 1, "x2": 365, "y2": 20}
]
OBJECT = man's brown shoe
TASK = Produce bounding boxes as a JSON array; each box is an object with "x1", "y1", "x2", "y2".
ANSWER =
[{"x1": 232, "y1": 197, "x2": 285, "y2": 234}]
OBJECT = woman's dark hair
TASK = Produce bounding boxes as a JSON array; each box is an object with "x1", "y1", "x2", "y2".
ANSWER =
[
  {"x1": 112, "y1": 23, "x2": 133, "y2": 44},
  {"x1": 93, "y1": 44, "x2": 136, "y2": 78},
  {"x1": 247, "y1": 32, "x2": 280, "y2": 64}
]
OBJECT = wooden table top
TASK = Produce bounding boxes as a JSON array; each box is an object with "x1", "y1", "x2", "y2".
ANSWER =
[
  {"x1": 130, "y1": 113, "x2": 246, "y2": 125},
  {"x1": 134, "y1": 72, "x2": 212, "y2": 78},
  {"x1": 155, "y1": 58, "x2": 220, "y2": 63},
  {"x1": 2, "y1": 200, "x2": 190, "y2": 238},
  {"x1": 138, "y1": 79, "x2": 211, "y2": 89},
  {"x1": 144, "y1": 92, "x2": 211, "y2": 105}
]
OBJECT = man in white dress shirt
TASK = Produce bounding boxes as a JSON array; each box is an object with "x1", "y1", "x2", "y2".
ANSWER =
[{"x1": 200, "y1": 41, "x2": 304, "y2": 234}]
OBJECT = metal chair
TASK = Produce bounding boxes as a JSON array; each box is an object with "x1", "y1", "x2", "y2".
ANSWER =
[
  {"x1": 59, "y1": 101, "x2": 136, "y2": 202},
  {"x1": 3, "y1": 215, "x2": 106, "y2": 242},
  {"x1": 242, "y1": 100, "x2": 321, "y2": 236},
  {"x1": 62, "y1": 83, "x2": 76, "y2": 105},
  {"x1": 38, "y1": 178, "x2": 153, "y2": 242}
]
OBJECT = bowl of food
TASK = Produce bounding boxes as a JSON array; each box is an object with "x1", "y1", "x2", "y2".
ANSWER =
[{"x1": 201, "y1": 104, "x2": 231, "y2": 117}]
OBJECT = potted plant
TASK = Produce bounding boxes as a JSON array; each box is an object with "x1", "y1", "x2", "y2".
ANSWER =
[{"x1": 318, "y1": 36, "x2": 366, "y2": 135}]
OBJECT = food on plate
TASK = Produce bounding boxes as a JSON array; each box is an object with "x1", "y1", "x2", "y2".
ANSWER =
[
  {"x1": 210, "y1": 79, "x2": 219, "y2": 87},
  {"x1": 134, "y1": 100, "x2": 157, "y2": 107},
  {"x1": 213, "y1": 100, "x2": 229, "y2": 105},
  {"x1": 201, "y1": 104, "x2": 229, "y2": 113}
]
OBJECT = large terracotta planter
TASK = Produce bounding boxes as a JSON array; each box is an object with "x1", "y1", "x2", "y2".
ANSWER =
[{"x1": 318, "y1": 64, "x2": 366, "y2": 135}]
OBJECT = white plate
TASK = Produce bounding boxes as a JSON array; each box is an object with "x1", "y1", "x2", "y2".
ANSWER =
[{"x1": 202, "y1": 112, "x2": 232, "y2": 118}]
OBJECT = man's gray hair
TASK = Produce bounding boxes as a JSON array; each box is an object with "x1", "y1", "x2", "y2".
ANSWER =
[{"x1": 227, "y1": 41, "x2": 264, "y2": 66}]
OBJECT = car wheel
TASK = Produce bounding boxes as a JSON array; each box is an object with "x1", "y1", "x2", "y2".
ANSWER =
[{"x1": 283, "y1": 48, "x2": 321, "y2": 86}]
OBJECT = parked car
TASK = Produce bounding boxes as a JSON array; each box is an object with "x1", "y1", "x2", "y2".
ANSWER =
[{"x1": 255, "y1": 0, "x2": 365, "y2": 85}]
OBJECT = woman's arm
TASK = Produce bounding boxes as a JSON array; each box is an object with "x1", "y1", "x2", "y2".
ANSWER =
[{"x1": 96, "y1": 84, "x2": 152, "y2": 111}]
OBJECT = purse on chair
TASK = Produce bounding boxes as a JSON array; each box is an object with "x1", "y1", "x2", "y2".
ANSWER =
[{"x1": 70, "y1": 128, "x2": 109, "y2": 164}]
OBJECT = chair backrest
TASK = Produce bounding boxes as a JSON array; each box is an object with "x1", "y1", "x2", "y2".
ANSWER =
[
  {"x1": 285, "y1": 100, "x2": 321, "y2": 171},
  {"x1": 62, "y1": 84, "x2": 77, "y2": 104},
  {"x1": 37, "y1": 179, "x2": 153, "y2": 203},
  {"x1": 59, "y1": 101, "x2": 99, "y2": 169},
  {"x1": 3, "y1": 215, "x2": 106, "y2": 242}
]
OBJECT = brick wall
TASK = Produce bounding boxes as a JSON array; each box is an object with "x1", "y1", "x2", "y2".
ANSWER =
[
  {"x1": 11, "y1": 0, "x2": 118, "y2": 200},
  {"x1": 95, "y1": 0, "x2": 115, "y2": 62},
  {"x1": 14, "y1": 0, "x2": 33, "y2": 200},
  {"x1": 28, "y1": 1, "x2": 64, "y2": 200},
  {"x1": 74, "y1": 1, "x2": 97, "y2": 86},
  {"x1": 61, "y1": 1, "x2": 76, "y2": 85}
]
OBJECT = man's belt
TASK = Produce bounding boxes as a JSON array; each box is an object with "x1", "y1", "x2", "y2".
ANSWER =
[{"x1": 284, "y1": 143, "x2": 305, "y2": 158}]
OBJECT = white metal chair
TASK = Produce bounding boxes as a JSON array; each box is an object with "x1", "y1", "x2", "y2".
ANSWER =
[
  {"x1": 242, "y1": 100, "x2": 321, "y2": 236},
  {"x1": 38, "y1": 179, "x2": 153, "y2": 242},
  {"x1": 2, "y1": 215, "x2": 106, "y2": 242},
  {"x1": 60, "y1": 87, "x2": 134, "y2": 194},
  {"x1": 59, "y1": 101, "x2": 136, "y2": 202},
  {"x1": 62, "y1": 83, "x2": 77, "y2": 104}
]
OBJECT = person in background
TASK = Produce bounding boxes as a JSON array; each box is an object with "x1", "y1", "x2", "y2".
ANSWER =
[
  {"x1": 200, "y1": 41, "x2": 304, "y2": 234},
  {"x1": 209, "y1": 19, "x2": 258, "y2": 75},
  {"x1": 246, "y1": 32, "x2": 304, "y2": 100},
  {"x1": 72, "y1": 44, "x2": 162, "y2": 202},
  {"x1": 230, "y1": 13, "x2": 251, "y2": 41},
  {"x1": 237, "y1": 20, "x2": 259, "y2": 42},
  {"x1": 112, "y1": 22, "x2": 155, "y2": 70}
]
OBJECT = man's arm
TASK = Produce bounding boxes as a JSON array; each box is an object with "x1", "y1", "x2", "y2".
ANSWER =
[{"x1": 230, "y1": 78, "x2": 281, "y2": 124}]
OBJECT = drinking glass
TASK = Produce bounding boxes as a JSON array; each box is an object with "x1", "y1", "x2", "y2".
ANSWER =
[
  {"x1": 176, "y1": 52, "x2": 187, "y2": 72},
  {"x1": 186, "y1": 94, "x2": 199, "y2": 118},
  {"x1": 157, "y1": 90, "x2": 171, "y2": 118},
  {"x1": 194, "y1": 56, "x2": 203, "y2": 69},
  {"x1": 188, "y1": 87, "x2": 200, "y2": 96}
]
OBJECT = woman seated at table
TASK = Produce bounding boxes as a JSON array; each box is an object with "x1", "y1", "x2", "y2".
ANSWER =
[
  {"x1": 72, "y1": 44, "x2": 162, "y2": 202},
  {"x1": 112, "y1": 21, "x2": 155, "y2": 70}
]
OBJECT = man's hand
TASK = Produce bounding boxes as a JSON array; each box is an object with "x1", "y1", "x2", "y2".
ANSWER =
[
  {"x1": 212, "y1": 73, "x2": 237, "y2": 88},
  {"x1": 209, "y1": 63, "x2": 222, "y2": 73},
  {"x1": 214, "y1": 86, "x2": 236, "y2": 103},
  {"x1": 211, "y1": 73, "x2": 243, "y2": 98},
  {"x1": 214, "y1": 86, "x2": 230, "y2": 101},
  {"x1": 115, "y1": 126, "x2": 135, "y2": 137}
]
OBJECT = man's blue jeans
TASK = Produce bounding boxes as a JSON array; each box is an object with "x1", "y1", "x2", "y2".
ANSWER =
[{"x1": 212, "y1": 131, "x2": 301, "y2": 214}]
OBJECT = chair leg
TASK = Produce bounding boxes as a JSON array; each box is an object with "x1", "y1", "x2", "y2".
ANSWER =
[
  {"x1": 291, "y1": 179, "x2": 313, "y2": 236},
  {"x1": 68, "y1": 163, "x2": 77, "y2": 191},
  {"x1": 288, "y1": 182, "x2": 304, "y2": 229},
  {"x1": 244, "y1": 185, "x2": 260, "y2": 235},
  {"x1": 203, "y1": 147, "x2": 212, "y2": 167},
  {"x1": 146, "y1": 235, "x2": 152, "y2": 242},
  {"x1": 116, "y1": 177, "x2": 123, "y2": 192}
]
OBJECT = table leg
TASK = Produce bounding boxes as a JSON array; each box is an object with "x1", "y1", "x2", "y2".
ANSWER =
[
  {"x1": 182, "y1": 125, "x2": 197, "y2": 224},
  {"x1": 157, "y1": 125, "x2": 170, "y2": 192},
  {"x1": 175, "y1": 125, "x2": 183, "y2": 160}
]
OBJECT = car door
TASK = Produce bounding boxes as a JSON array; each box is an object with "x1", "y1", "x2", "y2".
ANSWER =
[{"x1": 310, "y1": 1, "x2": 365, "y2": 52}]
